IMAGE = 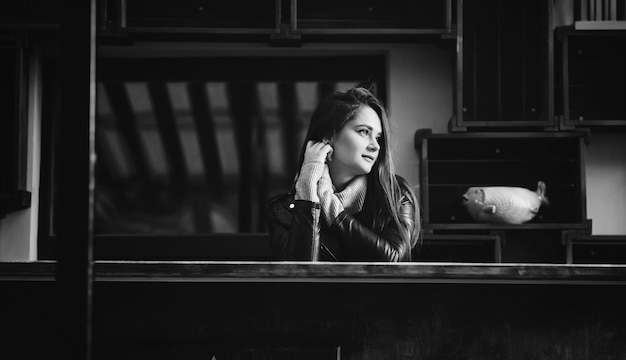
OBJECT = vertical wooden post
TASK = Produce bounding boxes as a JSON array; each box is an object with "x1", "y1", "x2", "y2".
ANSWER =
[{"x1": 57, "y1": 0, "x2": 96, "y2": 358}]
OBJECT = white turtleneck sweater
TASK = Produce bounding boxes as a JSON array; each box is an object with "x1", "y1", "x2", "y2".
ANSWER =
[{"x1": 295, "y1": 160, "x2": 367, "y2": 225}]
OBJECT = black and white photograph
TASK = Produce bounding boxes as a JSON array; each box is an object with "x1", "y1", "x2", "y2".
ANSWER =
[{"x1": 2, "y1": 0, "x2": 626, "y2": 359}]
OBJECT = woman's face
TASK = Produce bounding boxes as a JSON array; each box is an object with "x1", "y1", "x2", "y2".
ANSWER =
[{"x1": 330, "y1": 105, "x2": 382, "y2": 179}]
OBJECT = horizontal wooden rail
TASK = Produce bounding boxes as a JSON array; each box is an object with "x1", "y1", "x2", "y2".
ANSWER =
[{"x1": 3, "y1": 261, "x2": 626, "y2": 284}]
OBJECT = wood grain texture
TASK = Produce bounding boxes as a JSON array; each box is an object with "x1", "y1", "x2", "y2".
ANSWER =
[{"x1": 3, "y1": 261, "x2": 626, "y2": 284}]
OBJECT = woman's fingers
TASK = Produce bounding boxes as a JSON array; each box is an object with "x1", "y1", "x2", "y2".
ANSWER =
[
  {"x1": 304, "y1": 140, "x2": 333, "y2": 163},
  {"x1": 325, "y1": 146, "x2": 333, "y2": 162}
]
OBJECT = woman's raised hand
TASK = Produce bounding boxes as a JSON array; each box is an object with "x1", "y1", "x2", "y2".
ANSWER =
[
  {"x1": 294, "y1": 140, "x2": 333, "y2": 202},
  {"x1": 303, "y1": 139, "x2": 333, "y2": 164}
]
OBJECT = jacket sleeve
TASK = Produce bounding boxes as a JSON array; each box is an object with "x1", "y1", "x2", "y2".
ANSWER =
[
  {"x1": 267, "y1": 197, "x2": 322, "y2": 261},
  {"x1": 330, "y1": 193, "x2": 416, "y2": 262}
]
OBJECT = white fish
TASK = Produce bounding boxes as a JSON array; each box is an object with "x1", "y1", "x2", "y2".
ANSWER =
[{"x1": 462, "y1": 181, "x2": 549, "y2": 224}]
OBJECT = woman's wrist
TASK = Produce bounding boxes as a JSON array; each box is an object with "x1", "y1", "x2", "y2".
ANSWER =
[
  {"x1": 294, "y1": 160, "x2": 326, "y2": 202},
  {"x1": 317, "y1": 166, "x2": 343, "y2": 224}
]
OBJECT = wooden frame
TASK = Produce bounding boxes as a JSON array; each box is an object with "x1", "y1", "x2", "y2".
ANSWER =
[
  {"x1": 415, "y1": 129, "x2": 590, "y2": 232},
  {"x1": 96, "y1": 0, "x2": 454, "y2": 43},
  {"x1": 38, "y1": 48, "x2": 388, "y2": 260},
  {"x1": 556, "y1": 27, "x2": 626, "y2": 129},
  {"x1": 452, "y1": 0, "x2": 556, "y2": 131}
]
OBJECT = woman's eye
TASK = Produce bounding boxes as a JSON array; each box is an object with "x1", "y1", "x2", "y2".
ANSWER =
[{"x1": 358, "y1": 129, "x2": 369, "y2": 136}]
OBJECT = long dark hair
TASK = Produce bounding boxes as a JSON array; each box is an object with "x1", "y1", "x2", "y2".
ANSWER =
[{"x1": 296, "y1": 86, "x2": 420, "y2": 252}]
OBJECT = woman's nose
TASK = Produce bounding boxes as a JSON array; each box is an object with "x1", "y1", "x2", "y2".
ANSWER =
[{"x1": 368, "y1": 137, "x2": 380, "y2": 151}]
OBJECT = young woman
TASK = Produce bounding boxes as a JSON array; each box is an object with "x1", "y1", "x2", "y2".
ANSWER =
[{"x1": 267, "y1": 87, "x2": 420, "y2": 261}]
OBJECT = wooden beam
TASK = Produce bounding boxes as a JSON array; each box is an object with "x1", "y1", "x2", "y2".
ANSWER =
[
  {"x1": 277, "y1": 82, "x2": 299, "y2": 179},
  {"x1": 146, "y1": 81, "x2": 188, "y2": 190},
  {"x1": 56, "y1": 0, "x2": 96, "y2": 358},
  {"x1": 102, "y1": 81, "x2": 152, "y2": 184},
  {"x1": 5, "y1": 261, "x2": 626, "y2": 284},
  {"x1": 187, "y1": 81, "x2": 223, "y2": 196},
  {"x1": 253, "y1": 87, "x2": 269, "y2": 232},
  {"x1": 92, "y1": 261, "x2": 626, "y2": 284},
  {"x1": 227, "y1": 82, "x2": 256, "y2": 232},
  {"x1": 187, "y1": 81, "x2": 224, "y2": 233}
]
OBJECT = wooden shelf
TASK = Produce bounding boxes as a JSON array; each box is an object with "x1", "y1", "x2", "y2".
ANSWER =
[
  {"x1": 415, "y1": 130, "x2": 589, "y2": 231},
  {"x1": 3, "y1": 260, "x2": 626, "y2": 284}
]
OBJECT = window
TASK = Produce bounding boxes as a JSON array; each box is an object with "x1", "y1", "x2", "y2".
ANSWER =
[{"x1": 39, "y1": 52, "x2": 386, "y2": 259}]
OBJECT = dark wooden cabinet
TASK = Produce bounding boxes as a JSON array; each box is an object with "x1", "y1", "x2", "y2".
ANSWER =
[
  {"x1": 415, "y1": 129, "x2": 590, "y2": 232},
  {"x1": 98, "y1": 0, "x2": 454, "y2": 39},
  {"x1": 556, "y1": 27, "x2": 626, "y2": 129},
  {"x1": 1, "y1": 0, "x2": 454, "y2": 39},
  {"x1": 415, "y1": 129, "x2": 593, "y2": 263},
  {"x1": 452, "y1": 0, "x2": 555, "y2": 131}
]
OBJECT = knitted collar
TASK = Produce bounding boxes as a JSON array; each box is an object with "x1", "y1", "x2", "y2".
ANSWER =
[{"x1": 335, "y1": 175, "x2": 368, "y2": 216}]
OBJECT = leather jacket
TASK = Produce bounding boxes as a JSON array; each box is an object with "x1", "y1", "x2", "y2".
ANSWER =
[{"x1": 267, "y1": 177, "x2": 417, "y2": 262}]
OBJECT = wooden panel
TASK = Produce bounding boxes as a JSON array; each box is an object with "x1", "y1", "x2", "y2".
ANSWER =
[
  {"x1": 454, "y1": 0, "x2": 554, "y2": 130},
  {"x1": 414, "y1": 234, "x2": 502, "y2": 263},
  {"x1": 557, "y1": 28, "x2": 626, "y2": 128},
  {"x1": 297, "y1": 0, "x2": 451, "y2": 34},
  {"x1": 565, "y1": 234, "x2": 626, "y2": 264},
  {"x1": 90, "y1": 262, "x2": 626, "y2": 284},
  {"x1": 124, "y1": 0, "x2": 277, "y2": 30},
  {"x1": 93, "y1": 234, "x2": 275, "y2": 261},
  {"x1": 3, "y1": 276, "x2": 626, "y2": 359}
]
